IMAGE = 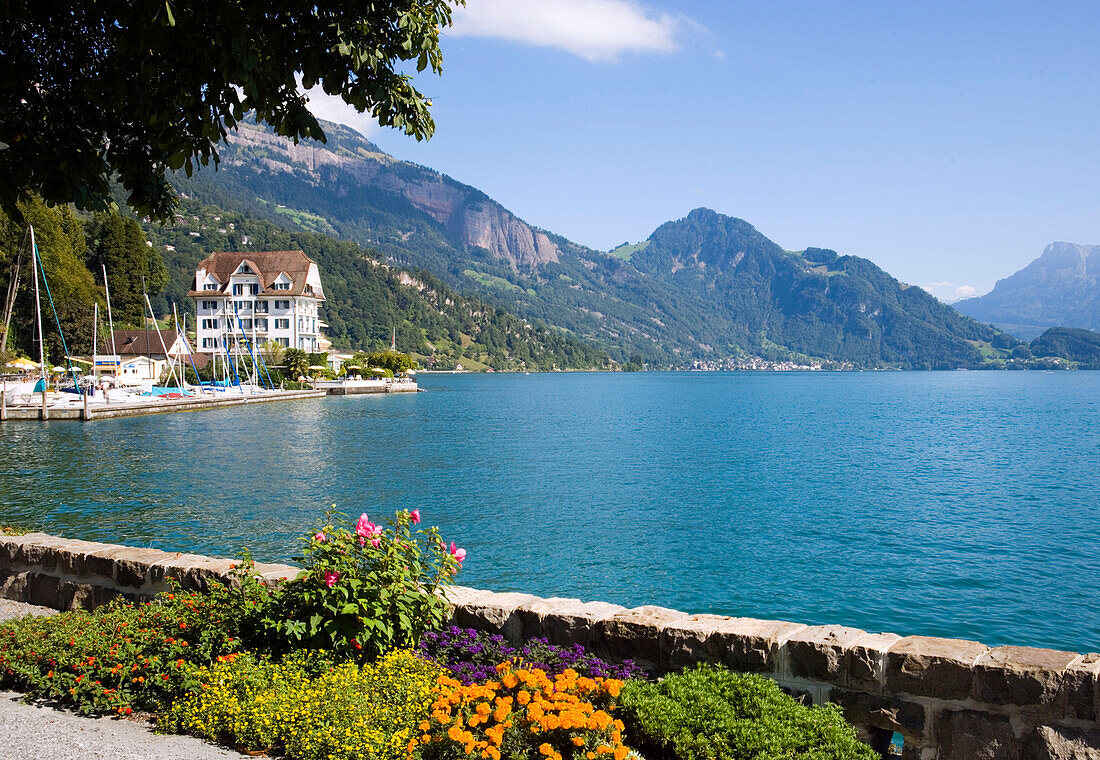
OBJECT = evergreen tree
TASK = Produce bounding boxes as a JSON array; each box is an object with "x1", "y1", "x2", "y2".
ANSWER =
[
  {"x1": 0, "y1": 198, "x2": 102, "y2": 359},
  {"x1": 86, "y1": 213, "x2": 167, "y2": 326}
]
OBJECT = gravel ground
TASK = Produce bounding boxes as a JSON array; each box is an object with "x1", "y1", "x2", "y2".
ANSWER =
[{"x1": 0, "y1": 599, "x2": 253, "y2": 760}]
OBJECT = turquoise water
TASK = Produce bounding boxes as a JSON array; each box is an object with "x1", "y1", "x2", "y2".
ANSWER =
[{"x1": 1, "y1": 372, "x2": 1098, "y2": 652}]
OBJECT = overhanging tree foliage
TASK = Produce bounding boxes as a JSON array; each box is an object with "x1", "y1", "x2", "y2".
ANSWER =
[{"x1": 0, "y1": 0, "x2": 460, "y2": 220}]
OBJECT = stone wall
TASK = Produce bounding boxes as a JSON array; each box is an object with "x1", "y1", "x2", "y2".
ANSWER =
[{"x1": 1, "y1": 532, "x2": 1096, "y2": 760}]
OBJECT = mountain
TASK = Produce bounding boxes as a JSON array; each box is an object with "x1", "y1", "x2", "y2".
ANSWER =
[
  {"x1": 955, "y1": 243, "x2": 1100, "y2": 340},
  {"x1": 142, "y1": 194, "x2": 611, "y2": 372},
  {"x1": 1030, "y1": 327, "x2": 1100, "y2": 368},
  {"x1": 176, "y1": 119, "x2": 1015, "y2": 369}
]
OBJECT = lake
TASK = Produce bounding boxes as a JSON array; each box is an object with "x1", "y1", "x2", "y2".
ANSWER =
[{"x1": 2, "y1": 371, "x2": 1098, "y2": 653}]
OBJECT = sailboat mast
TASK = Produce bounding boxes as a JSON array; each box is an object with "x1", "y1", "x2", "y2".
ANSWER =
[
  {"x1": 102, "y1": 264, "x2": 117, "y2": 355},
  {"x1": 30, "y1": 226, "x2": 47, "y2": 417}
]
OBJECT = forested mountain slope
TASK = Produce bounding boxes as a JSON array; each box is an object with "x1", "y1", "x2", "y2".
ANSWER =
[
  {"x1": 176, "y1": 119, "x2": 1015, "y2": 368},
  {"x1": 144, "y1": 195, "x2": 609, "y2": 372}
]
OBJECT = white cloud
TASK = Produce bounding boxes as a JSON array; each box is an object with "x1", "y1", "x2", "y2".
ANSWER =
[
  {"x1": 450, "y1": 0, "x2": 686, "y2": 62},
  {"x1": 299, "y1": 82, "x2": 380, "y2": 139},
  {"x1": 919, "y1": 281, "x2": 979, "y2": 304}
]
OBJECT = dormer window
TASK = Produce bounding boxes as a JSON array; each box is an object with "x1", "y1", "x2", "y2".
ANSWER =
[{"x1": 272, "y1": 272, "x2": 293, "y2": 290}]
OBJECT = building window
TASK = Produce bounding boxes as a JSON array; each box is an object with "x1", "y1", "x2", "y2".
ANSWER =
[
  {"x1": 239, "y1": 318, "x2": 253, "y2": 330},
  {"x1": 233, "y1": 300, "x2": 252, "y2": 312},
  {"x1": 274, "y1": 300, "x2": 290, "y2": 310},
  {"x1": 203, "y1": 283, "x2": 218, "y2": 291},
  {"x1": 254, "y1": 301, "x2": 269, "y2": 314},
  {"x1": 202, "y1": 338, "x2": 216, "y2": 349},
  {"x1": 232, "y1": 284, "x2": 243, "y2": 296},
  {"x1": 201, "y1": 318, "x2": 218, "y2": 329},
  {"x1": 255, "y1": 318, "x2": 268, "y2": 331},
  {"x1": 274, "y1": 281, "x2": 291, "y2": 290},
  {"x1": 201, "y1": 300, "x2": 217, "y2": 311},
  {"x1": 275, "y1": 318, "x2": 289, "y2": 330}
]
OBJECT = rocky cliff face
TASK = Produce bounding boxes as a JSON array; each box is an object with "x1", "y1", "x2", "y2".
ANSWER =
[
  {"x1": 224, "y1": 123, "x2": 559, "y2": 268},
  {"x1": 955, "y1": 242, "x2": 1100, "y2": 338}
]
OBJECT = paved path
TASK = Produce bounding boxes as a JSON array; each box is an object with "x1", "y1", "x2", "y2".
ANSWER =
[{"x1": 0, "y1": 600, "x2": 252, "y2": 760}]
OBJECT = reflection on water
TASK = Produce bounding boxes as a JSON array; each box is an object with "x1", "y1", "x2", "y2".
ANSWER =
[{"x1": 1, "y1": 372, "x2": 1098, "y2": 652}]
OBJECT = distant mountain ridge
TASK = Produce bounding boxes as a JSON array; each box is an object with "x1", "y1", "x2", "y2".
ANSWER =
[
  {"x1": 177, "y1": 119, "x2": 1016, "y2": 368},
  {"x1": 224, "y1": 122, "x2": 561, "y2": 267},
  {"x1": 956, "y1": 242, "x2": 1100, "y2": 340}
]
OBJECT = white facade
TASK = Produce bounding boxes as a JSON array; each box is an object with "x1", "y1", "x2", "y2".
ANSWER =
[{"x1": 191, "y1": 255, "x2": 326, "y2": 358}]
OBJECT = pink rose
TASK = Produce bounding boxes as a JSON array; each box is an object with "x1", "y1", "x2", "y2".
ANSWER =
[
  {"x1": 314, "y1": 531, "x2": 326, "y2": 542},
  {"x1": 410, "y1": 509, "x2": 421, "y2": 524}
]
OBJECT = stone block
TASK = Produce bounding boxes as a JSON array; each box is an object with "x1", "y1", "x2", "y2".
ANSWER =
[
  {"x1": 846, "y1": 632, "x2": 901, "y2": 690},
  {"x1": 706, "y1": 617, "x2": 807, "y2": 673},
  {"x1": 885, "y1": 636, "x2": 988, "y2": 700},
  {"x1": 1054, "y1": 653, "x2": 1100, "y2": 722},
  {"x1": 452, "y1": 591, "x2": 539, "y2": 641},
  {"x1": 441, "y1": 585, "x2": 496, "y2": 610},
  {"x1": 0, "y1": 535, "x2": 27, "y2": 566},
  {"x1": 0, "y1": 570, "x2": 29, "y2": 601},
  {"x1": 1024, "y1": 725, "x2": 1100, "y2": 759},
  {"x1": 515, "y1": 597, "x2": 625, "y2": 648},
  {"x1": 255, "y1": 564, "x2": 299, "y2": 586},
  {"x1": 15, "y1": 534, "x2": 77, "y2": 571},
  {"x1": 50, "y1": 538, "x2": 112, "y2": 577},
  {"x1": 24, "y1": 573, "x2": 61, "y2": 608},
  {"x1": 935, "y1": 709, "x2": 1020, "y2": 760},
  {"x1": 829, "y1": 687, "x2": 926, "y2": 736},
  {"x1": 83, "y1": 546, "x2": 136, "y2": 582},
  {"x1": 784, "y1": 624, "x2": 867, "y2": 683},
  {"x1": 594, "y1": 606, "x2": 689, "y2": 666},
  {"x1": 973, "y1": 645, "x2": 1080, "y2": 707},
  {"x1": 112, "y1": 547, "x2": 173, "y2": 589},
  {"x1": 147, "y1": 554, "x2": 236, "y2": 593},
  {"x1": 660, "y1": 614, "x2": 736, "y2": 671}
]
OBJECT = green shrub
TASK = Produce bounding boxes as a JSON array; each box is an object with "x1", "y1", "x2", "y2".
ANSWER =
[
  {"x1": 265, "y1": 508, "x2": 463, "y2": 660},
  {"x1": 162, "y1": 648, "x2": 442, "y2": 760},
  {"x1": 618, "y1": 664, "x2": 876, "y2": 760},
  {"x1": 0, "y1": 566, "x2": 272, "y2": 715}
]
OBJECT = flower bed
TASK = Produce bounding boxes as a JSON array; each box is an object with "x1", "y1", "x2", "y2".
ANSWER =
[{"x1": 0, "y1": 508, "x2": 875, "y2": 760}]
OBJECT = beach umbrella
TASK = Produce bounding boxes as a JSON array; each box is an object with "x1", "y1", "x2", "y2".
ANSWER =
[
  {"x1": 308, "y1": 365, "x2": 328, "y2": 370},
  {"x1": 6, "y1": 358, "x2": 37, "y2": 370},
  {"x1": 405, "y1": 369, "x2": 417, "y2": 375},
  {"x1": 369, "y1": 367, "x2": 387, "y2": 374},
  {"x1": 50, "y1": 366, "x2": 66, "y2": 373}
]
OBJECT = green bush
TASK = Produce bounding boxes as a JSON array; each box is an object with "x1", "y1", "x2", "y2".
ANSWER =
[
  {"x1": 264, "y1": 508, "x2": 464, "y2": 660},
  {"x1": 619, "y1": 664, "x2": 876, "y2": 760},
  {"x1": 162, "y1": 648, "x2": 442, "y2": 760},
  {"x1": 0, "y1": 569, "x2": 272, "y2": 715}
]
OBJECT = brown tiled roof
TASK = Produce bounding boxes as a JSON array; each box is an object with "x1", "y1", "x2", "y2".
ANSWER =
[
  {"x1": 107, "y1": 329, "x2": 182, "y2": 356},
  {"x1": 187, "y1": 250, "x2": 323, "y2": 299}
]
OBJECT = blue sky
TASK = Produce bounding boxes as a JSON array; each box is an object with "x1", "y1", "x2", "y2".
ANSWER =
[{"x1": 305, "y1": 0, "x2": 1100, "y2": 301}]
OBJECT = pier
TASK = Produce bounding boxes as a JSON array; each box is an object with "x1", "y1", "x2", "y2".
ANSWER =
[{"x1": 0, "y1": 388, "x2": 326, "y2": 422}]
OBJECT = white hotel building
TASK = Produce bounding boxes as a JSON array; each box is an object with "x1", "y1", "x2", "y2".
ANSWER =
[{"x1": 189, "y1": 250, "x2": 327, "y2": 358}]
